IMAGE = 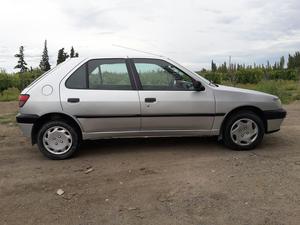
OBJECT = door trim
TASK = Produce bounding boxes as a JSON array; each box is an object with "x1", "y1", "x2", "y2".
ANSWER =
[{"x1": 75, "y1": 113, "x2": 225, "y2": 118}]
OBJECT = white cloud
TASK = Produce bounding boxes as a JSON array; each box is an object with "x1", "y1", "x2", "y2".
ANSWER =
[{"x1": 0, "y1": 0, "x2": 299, "y2": 72}]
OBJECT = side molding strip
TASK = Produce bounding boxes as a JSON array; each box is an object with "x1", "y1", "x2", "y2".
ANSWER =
[{"x1": 76, "y1": 113, "x2": 226, "y2": 119}]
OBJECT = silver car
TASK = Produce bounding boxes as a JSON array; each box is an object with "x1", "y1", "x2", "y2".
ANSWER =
[{"x1": 16, "y1": 56, "x2": 286, "y2": 159}]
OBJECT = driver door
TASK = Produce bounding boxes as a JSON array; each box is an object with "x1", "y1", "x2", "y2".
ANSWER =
[{"x1": 131, "y1": 58, "x2": 215, "y2": 131}]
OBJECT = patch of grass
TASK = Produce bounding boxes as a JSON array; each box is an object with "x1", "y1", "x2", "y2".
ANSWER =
[
  {"x1": 222, "y1": 80, "x2": 300, "y2": 104},
  {"x1": 0, "y1": 113, "x2": 17, "y2": 125},
  {"x1": 0, "y1": 87, "x2": 20, "y2": 101}
]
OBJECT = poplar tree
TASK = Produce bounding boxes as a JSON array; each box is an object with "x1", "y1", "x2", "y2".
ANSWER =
[
  {"x1": 211, "y1": 60, "x2": 217, "y2": 72},
  {"x1": 39, "y1": 40, "x2": 51, "y2": 71},
  {"x1": 279, "y1": 56, "x2": 285, "y2": 69},
  {"x1": 70, "y1": 46, "x2": 79, "y2": 58},
  {"x1": 70, "y1": 46, "x2": 75, "y2": 58}
]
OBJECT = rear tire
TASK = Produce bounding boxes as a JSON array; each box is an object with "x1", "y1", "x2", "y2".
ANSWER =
[
  {"x1": 223, "y1": 110, "x2": 264, "y2": 150},
  {"x1": 37, "y1": 120, "x2": 80, "y2": 159}
]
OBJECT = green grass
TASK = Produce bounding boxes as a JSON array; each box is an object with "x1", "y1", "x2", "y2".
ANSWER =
[
  {"x1": 222, "y1": 80, "x2": 300, "y2": 104},
  {"x1": 0, "y1": 87, "x2": 20, "y2": 101},
  {"x1": 0, "y1": 113, "x2": 17, "y2": 125}
]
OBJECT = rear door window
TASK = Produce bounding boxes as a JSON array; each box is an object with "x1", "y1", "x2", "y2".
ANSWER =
[
  {"x1": 66, "y1": 59, "x2": 134, "y2": 90},
  {"x1": 87, "y1": 59, "x2": 133, "y2": 90}
]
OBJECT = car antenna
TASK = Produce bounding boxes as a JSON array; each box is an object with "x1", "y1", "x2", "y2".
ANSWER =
[{"x1": 112, "y1": 44, "x2": 165, "y2": 58}]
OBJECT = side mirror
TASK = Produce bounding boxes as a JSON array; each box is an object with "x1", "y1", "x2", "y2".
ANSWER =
[{"x1": 193, "y1": 81, "x2": 205, "y2": 91}]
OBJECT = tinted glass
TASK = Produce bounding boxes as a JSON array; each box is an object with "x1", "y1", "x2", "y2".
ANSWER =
[
  {"x1": 133, "y1": 59, "x2": 194, "y2": 91},
  {"x1": 88, "y1": 59, "x2": 132, "y2": 90},
  {"x1": 65, "y1": 64, "x2": 87, "y2": 89}
]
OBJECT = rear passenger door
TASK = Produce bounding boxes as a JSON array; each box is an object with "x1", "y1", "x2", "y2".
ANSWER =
[{"x1": 60, "y1": 58, "x2": 141, "y2": 133}]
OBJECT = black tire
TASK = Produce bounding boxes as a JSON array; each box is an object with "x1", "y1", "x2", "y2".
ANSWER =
[
  {"x1": 37, "y1": 120, "x2": 80, "y2": 159},
  {"x1": 223, "y1": 110, "x2": 265, "y2": 150}
]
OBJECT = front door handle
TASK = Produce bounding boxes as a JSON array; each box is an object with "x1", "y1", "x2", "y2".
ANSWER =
[
  {"x1": 145, "y1": 97, "x2": 156, "y2": 103},
  {"x1": 67, "y1": 98, "x2": 80, "y2": 103}
]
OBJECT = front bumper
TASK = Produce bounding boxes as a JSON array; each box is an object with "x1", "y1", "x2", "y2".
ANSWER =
[
  {"x1": 263, "y1": 108, "x2": 287, "y2": 133},
  {"x1": 16, "y1": 113, "x2": 39, "y2": 138}
]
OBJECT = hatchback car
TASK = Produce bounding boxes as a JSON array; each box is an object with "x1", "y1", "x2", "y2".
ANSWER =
[{"x1": 16, "y1": 56, "x2": 286, "y2": 159}]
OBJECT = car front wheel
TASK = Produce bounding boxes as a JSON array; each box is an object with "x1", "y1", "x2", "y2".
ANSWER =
[
  {"x1": 37, "y1": 121, "x2": 80, "y2": 159},
  {"x1": 223, "y1": 110, "x2": 265, "y2": 150}
]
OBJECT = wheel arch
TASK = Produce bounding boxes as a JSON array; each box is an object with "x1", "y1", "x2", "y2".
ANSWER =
[
  {"x1": 31, "y1": 112, "x2": 83, "y2": 144},
  {"x1": 219, "y1": 105, "x2": 267, "y2": 139}
]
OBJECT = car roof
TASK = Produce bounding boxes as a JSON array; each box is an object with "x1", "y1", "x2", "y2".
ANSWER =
[{"x1": 67, "y1": 50, "x2": 169, "y2": 61}]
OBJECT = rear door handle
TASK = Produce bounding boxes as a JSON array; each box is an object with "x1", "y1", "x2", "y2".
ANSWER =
[
  {"x1": 145, "y1": 97, "x2": 156, "y2": 103},
  {"x1": 67, "y1": 98, "x2": 80, "y2": 103}
]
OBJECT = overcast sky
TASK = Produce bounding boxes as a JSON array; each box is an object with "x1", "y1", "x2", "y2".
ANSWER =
[{"x1": 0, "y1": 0, "x2": 300, "y2": 72}]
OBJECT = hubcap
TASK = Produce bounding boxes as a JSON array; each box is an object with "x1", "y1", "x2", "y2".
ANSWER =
[
  {"x1": 43, "y1": 126, "x2": 72, "y2": 155},
  {"x1": 230, "y1": 118, "x2": 258, "y2": 146}
]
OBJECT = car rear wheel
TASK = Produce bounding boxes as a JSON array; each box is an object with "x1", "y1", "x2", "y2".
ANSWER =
[
  {"x1": 37, "y1": 121, "x2": 80, "y2": 159},
  {"x1": 223, "y1": 110, "x2": 265, "y2": 150}
]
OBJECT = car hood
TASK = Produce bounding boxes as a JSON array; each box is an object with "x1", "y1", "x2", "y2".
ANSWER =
[
  {"x1": 212, "y1": 84, "x2": 282, "y2": 112},
  {"x1": 215, "y1": 84, "x2": 277, "y2": 99}
]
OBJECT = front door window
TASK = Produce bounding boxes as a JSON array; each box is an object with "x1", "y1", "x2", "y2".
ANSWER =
[{"x1": 133, "y1": 59, "x2": 195, "y2": 91}]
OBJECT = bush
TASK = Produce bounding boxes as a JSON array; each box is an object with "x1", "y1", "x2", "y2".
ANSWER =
[
  {"x1": 200, "y1": 71, "x2": 224, "y2": 84},
  {"x1": 267, "y1": 69, "x2": 299, "y2": 81},
  {"x1": 0, "y1": 69, "x2": 43, "y2": 92},
  {"x1": 0, "y1": 87, "x2": 20, "y2": 101},
  {"x1": 0, "y1": 72, "x2": 11, "y2": 92},
  {"x1": 235, "y1": 68, "x2": 264, "y2": 84}
]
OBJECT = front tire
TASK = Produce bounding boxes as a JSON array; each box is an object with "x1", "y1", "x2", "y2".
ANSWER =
[
  {"x1": 37, "y1": 121, "x2": 80, "y2": 159},
  {"x1": 223, "y1": 110, "x2": 265, "y2": 150}
]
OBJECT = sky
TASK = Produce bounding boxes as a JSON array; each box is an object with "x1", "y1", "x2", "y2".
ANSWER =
[{"x1": 0, "y1": 0, "x2": 300, "y2": 72}]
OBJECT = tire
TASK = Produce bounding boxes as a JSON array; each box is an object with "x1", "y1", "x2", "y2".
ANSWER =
[
  {"x1": 223, "y1": 110, "x2": 265, "y2": 150},
  {"x1": 37, "y1": 120, "x2": 80, "y2": 159}
]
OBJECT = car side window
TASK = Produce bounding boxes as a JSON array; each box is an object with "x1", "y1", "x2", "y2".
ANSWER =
[
  {"x1": 65, "y1": 64, "x2": 87, "y2": 89},
  {"x1": 133, "y1": 59, "x2": 195, "y2": 91},
  {"x1": 88, "y1": 59, "x2": 132, "y2": 90}
]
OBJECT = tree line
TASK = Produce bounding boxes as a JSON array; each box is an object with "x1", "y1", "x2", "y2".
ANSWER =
[
  {"x1": 14, "y1": 40, "x2": 79, "y2": 73},
  {"x1": 1, "y1": 48, "x2": 300, "y2": 94},
  {"x1": 199, "y1": 51, "x2": 300, "y2": 84}
]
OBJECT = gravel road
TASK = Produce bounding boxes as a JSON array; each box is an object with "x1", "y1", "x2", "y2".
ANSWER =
[{"x1": 0, "y1": 101, "x2": 299, "y2": 225}]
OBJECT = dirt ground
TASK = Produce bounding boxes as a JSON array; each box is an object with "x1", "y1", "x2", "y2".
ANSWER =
[{"x1": 0, "y1": 101, "x2": 299, "y2": 225}]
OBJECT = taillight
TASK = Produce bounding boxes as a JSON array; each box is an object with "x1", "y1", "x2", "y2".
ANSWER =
[{"x1": 19, "y1": 94, "x2": 30, "y2": 107}]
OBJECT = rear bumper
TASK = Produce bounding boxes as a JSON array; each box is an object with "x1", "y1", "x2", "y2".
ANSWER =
[
  {"x1": 16, "y1": 113, "x2": 39, "y2": 123},
  {"x1": 263, "y1": 108, "x2": 287, "y2": 133},
  {"x1": 16, "y1": 113, "x2": 39, "y2": 138}
]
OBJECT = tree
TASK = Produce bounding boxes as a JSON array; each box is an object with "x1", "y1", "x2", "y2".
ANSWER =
[
  {"x1": 279, "y1": 56, "x2": 285, "y2": 69},
  {"x1": 70, "y1": 46, "x2": 79, "y2": 58},
  {"x1": 266, "y1": 60, "x2": 271, "y2": 70},
  {"x1": 39, "y1": 40, "x2": 51, "y2": 72},
  {"x1": 218, "y1": 62, "x2": 227, "y2": 73},
  {"x1": 14, "y1": 46, "x2": 28, "y2": 73},
  {"x1": 57, "y1": 48, "x2": 69, "y2": 65},
  {"x1": 287, "y1": 51, "x2": 300, "y2": 69},
  {"x1": 70, "y1": 46, "x2": 75, "y2": 58},
  {"x1": 211, "y1": 60, "x2": 217, "y2": 72}
]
